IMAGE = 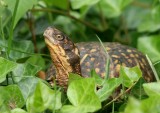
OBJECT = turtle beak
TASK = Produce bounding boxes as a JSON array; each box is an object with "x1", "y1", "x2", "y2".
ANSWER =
[
  {"x1": 43, "y1": 27, "x2": 59, "y2": 45},
  {"x1": 43, "y1": 27, "x2": 53, "y2": 40}
]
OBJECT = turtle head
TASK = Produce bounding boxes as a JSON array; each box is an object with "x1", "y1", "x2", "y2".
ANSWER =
[
  {"x1": 43, "y1": 27, "x2": 81, "y2": 89},
  {"x1": 44, "y1": 27, "x2": 70, "y2": 46}
]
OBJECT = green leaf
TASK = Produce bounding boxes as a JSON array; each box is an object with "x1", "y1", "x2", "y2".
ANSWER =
[
  {"x1": 0, "y1": 57, "x2": 17, "y2": 83},
  {"x1": 0, "y1": 85, "x2": 25, "y2": 110},
  {"x1": 0, "y1": 40, "x2": 34, "y2": 60},
  {"x1": 68, "y1": 73, "x2": 83, "y2": 84},
  {"x1": 70, "y1": 0, "x2": 100, "y2": 9},
  {"x1": 138, "y1": 5, "x2": 160, "y2": 32},
  {"x1": 99, "y1": 0, "x2": 133, "y2": 18},
  {"x1": 26, "y1": 55, "x2": 45, "y2": 69},
  {"x1": 12, "y1": 63, "x2": 41, "y2": 82},
  {"x1": 124, "y1": 96, "x2": 160, "y2": 113},
  {"x1": 26, "y1": 81, "x2": 62, "y2": 112},
  {"x1": 124, "y1": 97, "x2": 143, "y2": 113},
  {"x1": 143, "y1": 82, "x2": 160, "y2": 97},
  {"x1": 44, "y1": 0, "x2": 68, "y2": 10},
  {"x1": 5, "y1": 0, "x2": 38, "y2": 28},
  {"x1": 120, "y1": 66, "x2": 142, "y2": 88},
  {"x1": 18, "y1": 77, "x2": 39, "y2": 101},
  {"x1": 11, "y1": 108, "x2": 27, "y2": 113},
  {"x1": 138, "y1": 35, "x2": 160, "y2": 62},
  {"x1": 0, "y1": 104, "x2": 11, "y2": 113},
  {"x1": 0, "y1": 1, "x2": 12, "y2": 28},
  {"x1": 141, "y1": 96, "x2": 160, "y2": 113},
  {"x1": 90, "y1": 70, "x2": 103, "y2": 86},
  {"x1": 61, "y1": 78, "x2": 101, "y2": 113},
  {"x1": 60, "y1": 105, "x2": 86, "y2": 113},
  {"x1": 130, "y1": 78, "x2": 146, "y2": 99},
  {"x1": 96, "y1": 78, "x2": 122, "y2": 102},
  {"x1": 123, "y1": 5, "x2": 150, "y2": 29}
]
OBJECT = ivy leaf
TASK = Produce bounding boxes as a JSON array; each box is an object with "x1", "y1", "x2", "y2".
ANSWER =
[
  {"x1": 143, "y1": 82, "x2": 160, "y2": 97},
  {"x1": 0, "y1": 104, "x2": 11, "y2": 113},
  {"x1": 138, "y1": 5, "x2": 160, "y2": 32},
  {"x1": 124, "y1": 95, "x2": 160, "y2": 113},
  {"x1": 90, "y1": 70, "x2": 103, "y2": 86},
  {"x1": 0, "y1": 1, "x2": 12, "y2": 28},
  {"x1": 70, "y1": 0, "x2": 100, "y2": 9},
  {"x1": 123, "y1": 5, "x2": 150, "y2": 29},
  {"x1": 0, "y1": 57, "x2": 17, "y2": 83},
  {"x1": 61, "y1": 78, "x2": 101, "y2": 113},
  {"x1": 44, "y1": 0, "x2": 68, "y2": 10},
  {"x1": 5, "y1": 0, "x2": 38, "y2": 28},
  {"x1": 0, "y1": 40, "x2": 34, "y2": 60},
  {"x1": 96, "y1": 78, "x2": 122, "y2": 102},
  {"x1": 124, "y1": 97, "x2": 143, "y2": 113},
  {"x1": 60, "y1": 105, "x2": 86, "y2": 113},
  {"x1": 68, "y1": 73, "x2": 83, "y2": 84},
  {"x1": 138, "y1": 35, "x2": 160, "y2": 63},
  {"x1": 12, "y1": 63, "x2": 41, "y2": 83},
  {"x1": 26, "y1": 55, "x2": 46, "y2": 69},
  {"x1": 11, "y1": 108, "x2": 27, "y2": 113},
  {"x1": 18, "y1": 77, "x2": 39, "y2": 101},
  {"x1": 141, "y1": 96, "x2": 160, "y2": 113},
  {"x1": 0, "y1": 85, "x2": 25, "y2": 111},
  {"x1": 120, "y1": 66, "x2": 142, "y2": 88},
  {"x1": 26, "y1": 81, "x2": 62, "y2": 112},
  {"x1": 99, "y1": 0, "x2": 133, "y2": 18}
]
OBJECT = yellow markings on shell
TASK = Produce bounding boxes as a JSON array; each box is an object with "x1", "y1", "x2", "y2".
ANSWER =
[
  {"x1": 95, "y1": 68, "x2": 100, "y2": 73},
  {"x1": 80, "y1": 54, "x2": 88, "y2": 64},
  {"x1": 144, "y1": 75, "x2": 150, "y2": 82},
  {"x1": 134, "y1": 59, "x2": 139, "y2": 66},
  {"x1": 135, "y1": 54, "x2": 139, "y2": 57},
  {"x1": 90, "y1": 49, "x2": 97, "y2": 53},
  {"x1": 112, "y1": 55, "x2": 119, "y2": 58},
  {"x1": 87, "y1": 69, "x2": 90, "y2": 72},
  {"x1": 118, "y1": 49, "x2": 122, "y2": 52},
  {"x1": 130, "y1": 54, "x2": 134, "y2": 57},
  {"x1": 115, "y1": 64, "x2": 121, "y2": 73},
  {"x1": 85, "y1": 62, "x2": 90, "y2": 67},
  {"x1": 96, "y1": 62, "x2": 100, "y2": 66},
  {"x1": 121, "y1": 53, "x2": 126, "y2": 57},
  {"x1": 122, "y1": 63, "x2": 126, "y2": 66},
  {"x1": 127, "y1": 49, "x2": 132, "y2": 52},
  {"x1": 142, "y1": 58, "x2": 146, "y2": 64},
  {"x1": 74, "y1": 48, "x2": 79, "y2": 56},
  {"x1": 101, "y1": 72, "x2": 106, "y2": 78},
  {"x1": 146, "y1": 71, "x2": 152, "y2": 82},
  {"x1": 140, "y1": 62, "x2": 145, "y2": 69},
  {"x1": 114, "y1": 60, "x2": 118, "y2": 64},
  {"x1": 128, "y1": 59, "x2": 132, "y2": 63},
  {"x1": 91, "y1": 58, "x2": 95, "y2": 61}
]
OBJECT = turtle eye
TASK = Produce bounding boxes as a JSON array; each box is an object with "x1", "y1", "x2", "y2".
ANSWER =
[{"x1": 55, "y1": 34, "x2": 64, "y2": 40}]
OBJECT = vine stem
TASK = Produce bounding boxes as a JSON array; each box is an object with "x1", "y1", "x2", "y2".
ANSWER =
[
  {"x1": 27, "y1": 12, "x2": 38, "y2": 53},
  {"x1": 31, "y1": 8, "x2": 105, "y2": 32},
  {"x1": 102, "y1": 82, "x2": 137, "y2": 110}
]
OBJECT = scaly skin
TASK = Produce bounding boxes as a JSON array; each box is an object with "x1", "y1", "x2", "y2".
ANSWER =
[{"x1": 44, "y1": 27, "x2": 155, "y2": 89}]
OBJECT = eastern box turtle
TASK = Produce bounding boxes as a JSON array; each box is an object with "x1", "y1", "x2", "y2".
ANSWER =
[{"x1": 43, "y1": 27, "x2": 155, "y2": 89}]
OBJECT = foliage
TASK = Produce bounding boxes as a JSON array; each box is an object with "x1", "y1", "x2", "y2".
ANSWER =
[{"x1": 0, "y1": 0, "x2": 160, "y2": 112}]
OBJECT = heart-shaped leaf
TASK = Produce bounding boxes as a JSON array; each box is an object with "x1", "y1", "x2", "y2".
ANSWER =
[
  {"x1": 0, "y1": 57, "x2": 17, "y2": 83},
  {"x1": 26, "y1": 81, "x2": 62, "y2": 112},
  {"x1": 61, "y1": 78, "x2": 101, "y2": 113}
]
